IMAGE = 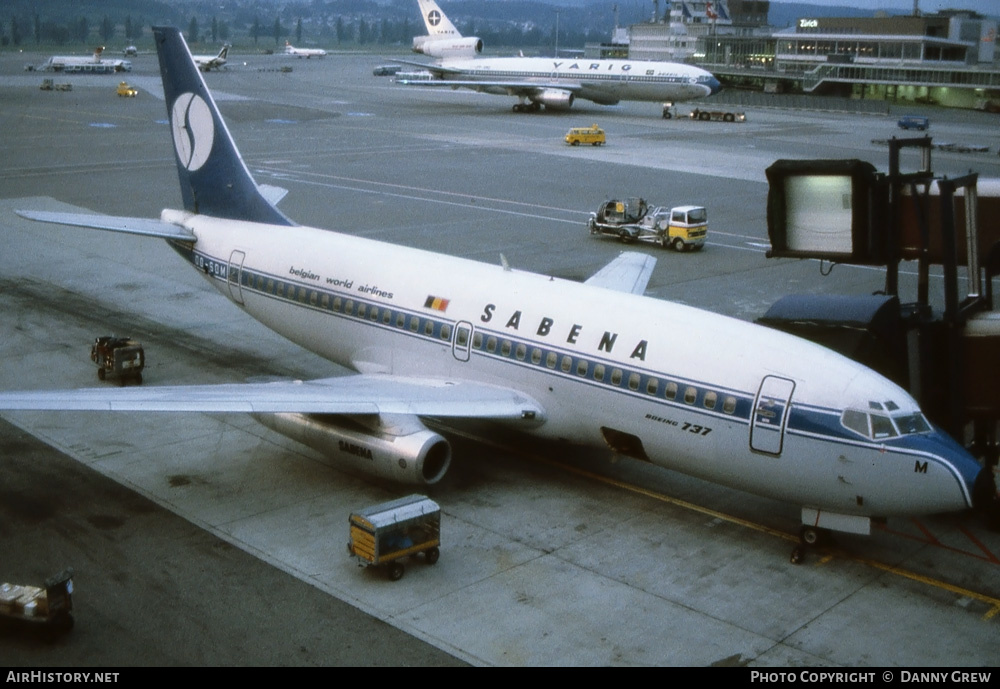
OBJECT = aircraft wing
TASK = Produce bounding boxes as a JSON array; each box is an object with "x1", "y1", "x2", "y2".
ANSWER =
[
  {"x1": 584, "y1": 251, "x2": 656, "y2": 295},
  {"x1": 0, "y1": 374, "x2": 543, "y2": 420},
  {"x1": 395, "y1": 76, "x2": 585, "y2": 97},
  {"x1": 16, "y1": 210, "x2": 196, "y2": 242}
]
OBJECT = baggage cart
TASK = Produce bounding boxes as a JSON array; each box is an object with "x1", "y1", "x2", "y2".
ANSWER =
[{"x1": 348, "y1": 495, "x2": 440, "y2": 581}]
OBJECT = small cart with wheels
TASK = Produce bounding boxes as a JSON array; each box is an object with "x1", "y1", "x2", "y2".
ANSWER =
[
  {"x1": 91, "y1": 336, "x2": 144, "y2": 385},
  {"x1": 348, "y1": 495, "x2": 440, "y2": 581},
  {"x1": 0, "y1": 568, "x2": 75, "y2": 637}
]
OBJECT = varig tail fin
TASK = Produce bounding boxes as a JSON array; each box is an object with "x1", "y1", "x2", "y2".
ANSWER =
[
  {"x1": 153, "y1": 26, "x2": 292, "y2": 226},
  {"x1": 417, "y1": 0, "x2": 462, "y2": 37}
]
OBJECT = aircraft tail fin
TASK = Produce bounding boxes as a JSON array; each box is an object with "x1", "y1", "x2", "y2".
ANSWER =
[
  {"x1": 152, "y1": 26, "x2": 292, "y2": 226},
  {"x1": 417, "y1": 0, "x2": 462, "y2": 37}
]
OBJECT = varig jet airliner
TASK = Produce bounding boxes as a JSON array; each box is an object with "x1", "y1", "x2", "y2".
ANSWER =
[
  {"x1": 3, "y1": 27, "x2": 991, "y2": 557},
  {"x1": 394, "y1": 0, "x2": 719, "y2": 112}
]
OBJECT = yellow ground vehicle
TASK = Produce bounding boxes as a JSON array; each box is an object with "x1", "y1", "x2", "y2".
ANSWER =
[
  {"x1": 117, "y1": 81, "x2": 138, "y2": 97},
  {"x1": 348, "y1": 495, "x2": 441, "y2": 581},
  {"x1": 588, "y1": 198, "x2": 708, "y2": 251},
  {"x1": 565, "y1": 124, "x2": 605, "y2": 146}
]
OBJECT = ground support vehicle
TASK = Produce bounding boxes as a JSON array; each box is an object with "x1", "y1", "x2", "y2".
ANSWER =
[
  {"x1": 91, "y1": 336, "x2": 144, "y2": 385},
  {"x1": 662, "y1": 104, "x2": 745, "y2": 122},
  {"x1": 588, "y1": 198, "x2": 708, "y2": 251},
  {"x1": 117, "y1": 81, "x2": 137, "y2": 97},
  {"x1": 348, "y1": 495, "x2": 441, "y2": 581},
  {"x1": 0, "y1": 569, "x2": 74, "y2": 636},
  {"x1": 40, "y1": 79, "x2": 71, "y2": 92},
  {"x1": 898, "y1": 115, "x2": 929, "y2": 130},
  {"x1": 565, "y1": 124, "x2": 606, "y2": 146}
]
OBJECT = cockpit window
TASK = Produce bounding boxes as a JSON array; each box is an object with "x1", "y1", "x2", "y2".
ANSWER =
[
  {"x1": 870, "y1": 414, "x2": 897, "y2": 439},
  {"x1": 841, "y1": 406, "x2": 932, "y2": 441},
  {"x1": 894, "y1": 413, "x2": 931, "y2": 435}
]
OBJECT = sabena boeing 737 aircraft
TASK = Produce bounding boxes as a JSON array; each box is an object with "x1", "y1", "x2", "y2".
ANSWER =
[
  {"x1": 395, "y1": 0, "x2": 720, "y2": 112},
  {"x1": 2, "y1": 27, "x2": 992, "y2": 556}
]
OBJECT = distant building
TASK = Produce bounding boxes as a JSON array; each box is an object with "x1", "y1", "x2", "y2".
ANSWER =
[{"x1": 602, "y1": 4, "x2": 1000, "y2": 110}]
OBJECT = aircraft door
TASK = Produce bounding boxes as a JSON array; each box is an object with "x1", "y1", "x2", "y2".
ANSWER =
[
  {"x1": 227, "y1": 250, "x2": 246, "y2": 305},
  {"x1": 750, "y1": 375, "x2": 795, "y2": 456},
  {"x1": 452, "y1": 321, "x2": 473, "y2": 362}
]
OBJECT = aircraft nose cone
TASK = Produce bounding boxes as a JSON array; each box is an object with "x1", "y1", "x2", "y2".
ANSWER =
[{"x1": 707, "y1": 76, "x2": 722, "y2": 95}]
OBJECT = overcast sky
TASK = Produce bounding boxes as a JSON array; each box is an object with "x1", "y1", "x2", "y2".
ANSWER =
[{"x1": 767, "y1": 0, "x2": 996, "y2": 14}]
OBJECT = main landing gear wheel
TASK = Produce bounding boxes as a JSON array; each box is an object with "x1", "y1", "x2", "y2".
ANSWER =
[{"x1": 790, "y1": 525, "x2": 831, "y2": 564}]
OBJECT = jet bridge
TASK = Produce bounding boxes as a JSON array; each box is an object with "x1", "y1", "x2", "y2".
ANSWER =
[{"x1": 764, "y1": 138, "x2": 1000, "y2": 475}]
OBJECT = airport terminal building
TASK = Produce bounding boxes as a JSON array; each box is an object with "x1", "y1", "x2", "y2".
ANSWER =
[{"x1": 600, "y1": 2, "x2": 1000, "y2": 110}]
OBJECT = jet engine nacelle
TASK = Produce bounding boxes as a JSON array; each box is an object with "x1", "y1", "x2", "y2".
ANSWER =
[
  {"x1": 532, "y1": 89, "x2": 575, "y2": 110},
  {"x1": 253, "y1": 413, "x2": 451, "y2": 485},
  {"x1": 413, "y1": 37, "x2": 483, "y2": 59}
]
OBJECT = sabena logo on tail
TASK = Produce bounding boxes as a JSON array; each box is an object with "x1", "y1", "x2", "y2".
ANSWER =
[{"x1": 170, "y1": 93, "x2": 214, "y2": 172}]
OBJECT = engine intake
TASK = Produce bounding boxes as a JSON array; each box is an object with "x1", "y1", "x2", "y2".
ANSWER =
[
  {"x1": 253, "y1": 413, "x2": 451, "y2": 485},
  {"x1": 532, "y1": 89, "x2": 575, "y2": 111}
]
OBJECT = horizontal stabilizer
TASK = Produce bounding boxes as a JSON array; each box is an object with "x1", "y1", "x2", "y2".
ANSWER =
[
  {"x1": 0, "y1": 374, "x2": 544, "y2": 420},
  {"x1": 16, "y1": 210, "x2": 196, "y2": 242},
  {"x1": 584, "y1": 251, "x2": 656, "y2": 295}
]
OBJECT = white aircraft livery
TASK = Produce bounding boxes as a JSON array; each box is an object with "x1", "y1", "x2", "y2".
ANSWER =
[
  {"x1": 193, "y1": 45, "x2": 229, "y2": 71},
  {"x1": 39, "y1": 46, "x2": 131, "y2": 73},
  {"x1": 411, "y1": 0, "x2": 483, "y2": 58},
  {"x1": 3, "y1": 27, "x2": 991, "y2": 554},
  {"x1": 396, "y1": 56, "x2": 721, "y2": 112},
  {"x1": 395, "y1": 0, "x2": 718, "y2": 112},
  {"x1": 285, "y1": 41, "x2": 327, "y2": 58}
]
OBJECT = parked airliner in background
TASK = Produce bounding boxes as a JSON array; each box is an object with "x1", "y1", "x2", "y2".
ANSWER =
[
  {"x1": 193, "y1": 44, "x2": 229, "y2": 71},
  {"x1": 285, "y1": 41, "x2": 327, "y2": 58},
  {"x1": 35, "y1": 46, "x2": 131, "y2": 73},
  {"x1": 412, "y1": 0, "x2": 483, "y2": 58},
  {"x1": 395, "y1": 0, "x2": 719, "y2": 112},
  {"x1": 3, "y1": 27, "x2": 992, "y2": 560}
]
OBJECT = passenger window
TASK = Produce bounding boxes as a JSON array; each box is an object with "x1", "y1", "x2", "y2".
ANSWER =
[
  {"x1": 395, "y1": 312, "x2": 405, "y2": 327},
  {"x1": 473, "y1": 332, "x2": 484, "y2": 349},
  {"x1": 382, "y1": 310, "x2": 392, "y2": 325},
  {"x1": 333, "y1": 297, "x2": 343, "y2": 312},
  {"x1": 610, "y1": 369, "x2": 623, "y2": 386},
  {"x1": 577, "y1": 360, "x2": 588, "y2": 376},
  {"x1": 424, "y1": 320, "x2": 434, "y2": 336},
  {"x1": 684, "y1": 387, "x2": 697, "y2": 405},
  {"x1": 357, "y1": 303, "x2": 367, "y2": 318},
  {"x1": 546, "y1": 352, "x2": 557, "y2": 369},
  {"x1": 486, "y1": 336, "x2": 497, "y2": 353},
  {"x1": 321, "y1": 294, "x2": 329, "y2": 308},
  {"x1": 723, "y1": 396, "x2": 736, "y2": 414},
  {"x1": 561, "y1": 356, "x2": 572, "y2": 373},
  {"x1": 704, "y1": 391, "x2": 717, "y2": 410},
  {"x1": 344, "y1": 299, "x2": 354, "y2": 315},
  {"x1": 628, "y1": 373, "x2": 640, "y2": 391},
  {"x1": 646, "y1": 378, "x2": 659, "y2": 395},
  {"x1": 665, "y1": 382, "x2": 677, "y2": 400},
  {"x1": 531, "y1": 348, "x2": 542, "y2": 365},
  {"x1": 501, "y1": 340, "x2": 512, "y2": 356},
  {"x1": 409, "y1": 316, "x2": 420, "y2": 332},
  {"x1": 593, "y1": 364, "x2": 605, "y2": 381},
  {"x1": 515, "y1": 343, "x2": 526, "y2": 360},
  {"x1": 369, "y1": 307, "x2": 379, "y2": 321}
]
